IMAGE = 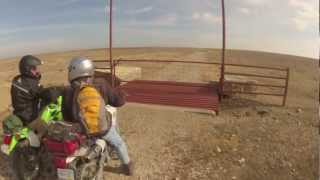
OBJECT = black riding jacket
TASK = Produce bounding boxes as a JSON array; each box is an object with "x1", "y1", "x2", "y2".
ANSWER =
[{"x1": 11, "y1": 75, "x2": 43, "y2": 125}]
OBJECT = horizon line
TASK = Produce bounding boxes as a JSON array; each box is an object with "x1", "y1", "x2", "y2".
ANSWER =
[{"x1": 0, "y1": 46, "x2": 318, "y2": 61}]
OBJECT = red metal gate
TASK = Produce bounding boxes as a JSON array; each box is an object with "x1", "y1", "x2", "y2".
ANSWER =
[
  {"x1": 94, "y1": 0, "x2": 290, "y2": 113},
  {"x1": 95, "y1": 0, "x2": 227, "y2": 113}
]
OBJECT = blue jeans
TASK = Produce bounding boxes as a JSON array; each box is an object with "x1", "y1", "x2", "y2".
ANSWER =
[{"x1": 102, "y1": 126, "x2": 130, "y2": 165}]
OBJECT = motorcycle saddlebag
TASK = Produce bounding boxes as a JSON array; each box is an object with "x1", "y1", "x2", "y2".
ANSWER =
[
  {"x1": 44, "y1": 121, "x2": 84, "y2": 156},
  {"x1": 2, "y1": 114, "x2": 23, "y2": 134},
  {"x1": 47, "y1": 121, "x2": 82, "y2": 141},
  {"x1": 43, "y1": 138, "x2": 79, "y2": 156}
]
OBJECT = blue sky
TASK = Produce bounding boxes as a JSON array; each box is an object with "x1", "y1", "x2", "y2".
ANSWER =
[{"x1": 0, "y1": 0, "x2": 318, "y2": 59}]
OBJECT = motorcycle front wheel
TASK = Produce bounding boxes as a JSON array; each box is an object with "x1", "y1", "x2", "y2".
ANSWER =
[
  {"x1": 11, "y1": 141, "x2": 40, "y2": 180},
  {"x1": 76, "y1": 161, "x2": 99, "y2": 180}
]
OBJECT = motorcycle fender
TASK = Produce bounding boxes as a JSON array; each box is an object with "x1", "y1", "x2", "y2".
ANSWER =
[{"x1": 27, "y1": 131, "x2": 40, "y2": 147}]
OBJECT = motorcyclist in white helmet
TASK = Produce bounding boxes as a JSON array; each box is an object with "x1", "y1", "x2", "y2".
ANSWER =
[{"x1": 62, "y1": 57, "x2": 133, "y2": 176}]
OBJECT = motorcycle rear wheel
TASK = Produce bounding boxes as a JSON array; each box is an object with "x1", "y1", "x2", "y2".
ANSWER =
[{"x1": 11, "y1": 142, "x2": 40, "y2": 180}]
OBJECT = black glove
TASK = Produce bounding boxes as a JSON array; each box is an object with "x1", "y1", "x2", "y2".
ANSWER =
[{"x1": 40, "y1": 86, "x2": 64, "y2": 106}]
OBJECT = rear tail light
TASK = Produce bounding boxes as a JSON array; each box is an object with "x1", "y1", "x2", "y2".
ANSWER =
[
  {"x1": 53, "y1": 156, "x2": 67, "y2": 169},
  {"x1": 3, "y1": 134, "x2": 12, "y2": 145},
  {"x1": 53, "y1": 156, "x2": 76, "y2": 169},
  {"x1": 63, "y1": 140, "x2": 79, "y2": 155}
]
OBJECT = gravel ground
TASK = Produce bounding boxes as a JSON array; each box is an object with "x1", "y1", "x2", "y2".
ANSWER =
[{"x1": 0, "y1": 48, "x2": 318, "y2": 180}]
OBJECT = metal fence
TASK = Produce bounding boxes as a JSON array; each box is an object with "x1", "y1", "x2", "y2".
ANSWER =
[
  {"x1": 223, "y1": 63, "x2": 290, "y2": 106},
  {"x1": 93, "y1": 58, "x2": 290, "y2": 106}
]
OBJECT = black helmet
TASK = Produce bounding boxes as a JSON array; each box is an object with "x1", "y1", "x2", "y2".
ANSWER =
[{"x1": 19, "y1": 55, "x2": 43, "y2": 77}]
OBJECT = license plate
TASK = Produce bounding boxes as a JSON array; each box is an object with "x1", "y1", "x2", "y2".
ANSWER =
[{"x1": 57, "y1": 168, "x2": 75, "y2": 180}]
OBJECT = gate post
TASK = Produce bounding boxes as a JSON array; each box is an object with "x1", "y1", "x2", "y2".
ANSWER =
[
  {"x1": 282, "y1": 68, "x2": 290, "y2": 106},
  {"x1": 219, "y1": 0, "x2": 226, "y2": 100},
  {"x1": 108, "y1": 0, "x2": 114, "y2": 87}
]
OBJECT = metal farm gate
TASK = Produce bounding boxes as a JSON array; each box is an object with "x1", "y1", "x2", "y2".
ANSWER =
[{"x1": 94, "y1": 0, "x2": 290, "y2": 113}]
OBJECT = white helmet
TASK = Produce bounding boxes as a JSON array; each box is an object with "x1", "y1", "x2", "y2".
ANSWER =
[{"x1": 68, "y1": 57, "x2": 95, "y2": 82}]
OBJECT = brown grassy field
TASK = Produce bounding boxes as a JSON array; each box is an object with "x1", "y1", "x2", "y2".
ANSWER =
[{"x1": 0, "y1": 48, "x2": 318, "y2": 180}]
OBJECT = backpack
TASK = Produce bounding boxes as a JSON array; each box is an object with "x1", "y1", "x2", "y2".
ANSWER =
[{"x1": 2, "y1": 114, "x2": 23, "y2": 134}]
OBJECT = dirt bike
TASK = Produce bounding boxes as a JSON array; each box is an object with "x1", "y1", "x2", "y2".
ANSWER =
[
  {"x1": 0, "y1": 95, "x2": 65, "y2": 180},
  {"x1": 1, "y1": 116, "x2": 41, "y2": 180},
  {"x1": 39, "y1": 122, "x2": 105, "y2": 180},
  {"x1": 40, "y1": 105, "x2": 117, "y2": 180},
  {"x1": 1, "y1": 93, "x2": 117, "y2": 180},
  {"x1": 0, "y1": 89, "x2": 67, "y2": 180}
]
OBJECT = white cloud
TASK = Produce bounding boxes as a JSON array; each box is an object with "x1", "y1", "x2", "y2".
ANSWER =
[
  {"x1": 292, "y1": 18, "x2": 309, "y2": 31},
  {"x1": 104, "y1": 5, "x2": 118, "y2": 13},
  {"x1": 238, "y1": 7, "x2": 251, "y2": 15},
  {"x1": 202, "y1": 0, "x2": 218, "y2": 9},
  {"x1": 153, "y1": 14, "x2": 178, "y2": 26},
  {"x1": 0, "y1": 23, "x2": 94, "y2": 36},
  {"x1": 126, "y1": 6, "x2": 153, "y2": 15},
  {"x1": 192, "y1": 13, "x2": 201, "y2": 20},
  {"x1": 126, "y1": 14, "x2": 178, "y2": 27},
  {"x1": 244, "y1": 0, "x2": 266, "y2": 6},
  {"x1": 192, "y1": 12, "x2": 221, "y2": 24},
  {"x1": 289, "y1": 0, "x2": 318, "y2": 31},
  {"x1": 229, "y1": 35, "x2": 318, "y2": 59},
  {"x1": 289, "y1": 0, "x2": 318, "y2": 18}
]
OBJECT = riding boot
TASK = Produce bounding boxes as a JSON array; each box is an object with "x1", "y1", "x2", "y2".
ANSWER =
[{"x1": 122, "y1": 161, "x2": 134, "y2": 176}]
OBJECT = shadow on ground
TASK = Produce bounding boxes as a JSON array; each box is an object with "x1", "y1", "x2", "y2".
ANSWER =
[{"x1": 221, "y1": 96, "x2": 281, "y2": 111}]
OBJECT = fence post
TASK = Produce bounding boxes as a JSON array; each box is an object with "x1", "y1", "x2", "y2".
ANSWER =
[{"x1": 282, "y1": 68, "x2": 290, "y2": 106}]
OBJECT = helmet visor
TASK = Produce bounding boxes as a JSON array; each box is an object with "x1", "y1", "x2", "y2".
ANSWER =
[{"x1": 28, "y1": 58, "x2": 43, "y2": 66}]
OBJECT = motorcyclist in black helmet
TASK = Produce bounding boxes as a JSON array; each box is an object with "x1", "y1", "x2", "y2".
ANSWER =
[{"x1": 11, "y1": 55, "x2": 45, "y2": 125}]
